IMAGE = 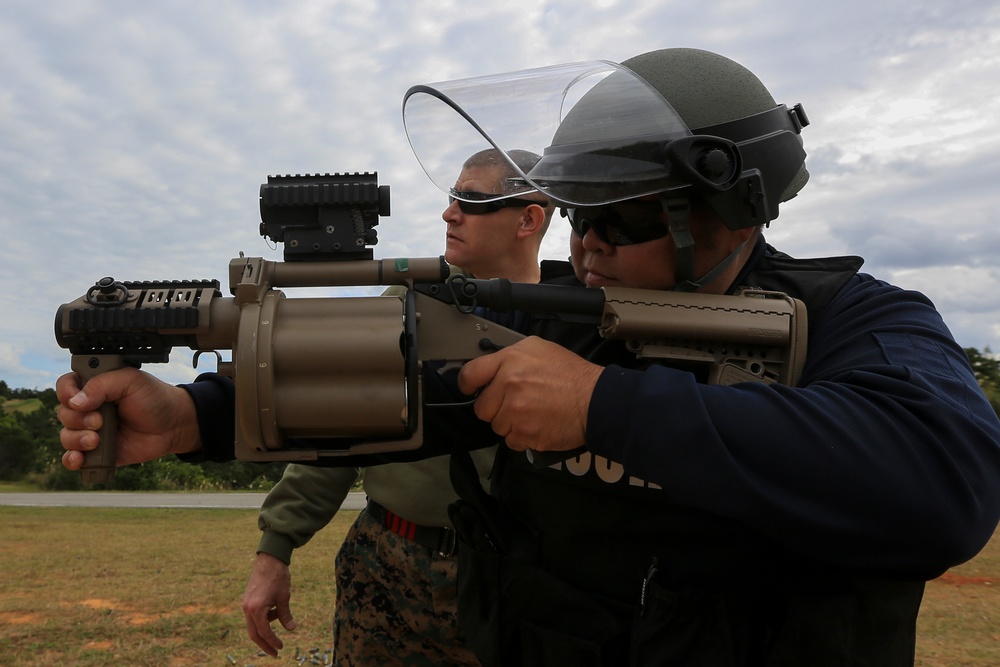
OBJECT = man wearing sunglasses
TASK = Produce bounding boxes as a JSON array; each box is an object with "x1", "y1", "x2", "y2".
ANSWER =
[
  {"x1": 564, "y1": 197, "x2": 706, "y2": 290},
  {"x1": 442, "y1": 148, "x2": 552, "y2": 284},
  {"x1": 241, "y1": 147, "x2": 553, "y2": 665},
  {"x1": 57, "y1": 49, "x2": 1000, "y2": 666}
]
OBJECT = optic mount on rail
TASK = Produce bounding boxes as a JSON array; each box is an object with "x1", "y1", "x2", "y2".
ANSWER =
[{"x1": 259, "y1": 172, "x2": 390, "y2": 261}]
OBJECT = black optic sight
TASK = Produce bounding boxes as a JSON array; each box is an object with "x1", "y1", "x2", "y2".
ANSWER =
[{"x1": 259, "y1": 172, "x2": 390, "y2": 262}]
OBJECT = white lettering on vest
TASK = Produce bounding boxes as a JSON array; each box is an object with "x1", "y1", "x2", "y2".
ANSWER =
[{"x1": 548, "y1": 451, "x2": 661, "y2": 490}]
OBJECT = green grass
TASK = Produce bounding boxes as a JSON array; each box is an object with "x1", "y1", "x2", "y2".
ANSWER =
[
  {"x1": 915, "y1": 531, "x2": 1000, "y2": 666},
  {"x1": 0, "y1": 481, "x2": 43, "y2": 493},
  {"x1": 1, "y1": 397, "x2": 43, "y2": 414},
  {"x1": 0, "y1": 505, "x2": 997, "y2": 665},
  {"x1": 0, "y1": 506, "x2": 352, "y2": 666}
]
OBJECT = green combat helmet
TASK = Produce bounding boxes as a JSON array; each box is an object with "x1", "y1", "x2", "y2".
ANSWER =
[
  {"x1": 528, "y1": 48, "x2": 810, "y2": 289},
  {"x1": 620, "y1": 47, "x2": 810, "y2": 222}
]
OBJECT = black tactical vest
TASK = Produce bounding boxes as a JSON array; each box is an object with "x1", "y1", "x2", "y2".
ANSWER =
[{"x1": 450, "y1": 246, "x2": 926, "y2": 667}]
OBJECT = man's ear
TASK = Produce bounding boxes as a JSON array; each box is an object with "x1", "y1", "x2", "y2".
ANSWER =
[{"x1": 517, "y1": 205, "x2": 545, "y2": 238}]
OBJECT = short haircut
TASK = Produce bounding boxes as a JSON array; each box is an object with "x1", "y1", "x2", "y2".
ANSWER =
[{"x1": 462, "y1": 148, "x2": 542, "y2": 195}]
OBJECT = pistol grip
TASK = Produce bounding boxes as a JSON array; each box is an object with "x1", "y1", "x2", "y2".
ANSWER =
[{"x1": 71, "y1": 355, "x2": 126, "y2": 486}]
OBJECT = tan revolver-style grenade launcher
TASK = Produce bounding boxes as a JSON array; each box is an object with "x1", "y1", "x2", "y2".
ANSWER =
[{"x1": 55, "y1": 173, "x2": 807, "y2": 485}]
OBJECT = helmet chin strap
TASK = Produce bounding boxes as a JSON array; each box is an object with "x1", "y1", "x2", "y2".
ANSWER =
[{"x1": 663, "y1": 196, "x2": 748, "y2": 293}]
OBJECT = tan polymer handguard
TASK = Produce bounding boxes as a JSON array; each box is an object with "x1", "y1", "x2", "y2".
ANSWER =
[{"x1": 598, "y1": 286, "x2": 807, "y2": 386}]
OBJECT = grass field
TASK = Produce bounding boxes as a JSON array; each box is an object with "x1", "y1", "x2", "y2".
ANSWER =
[
  {"x1": 0, "y1": 506, "x2": 350, "y2": 666},
  {"x1": 1, "y1": 505, "x2": 998, "y2": 666},
  {"x1": 1, "y1": 398, "x2": 43, "y2": 414}
]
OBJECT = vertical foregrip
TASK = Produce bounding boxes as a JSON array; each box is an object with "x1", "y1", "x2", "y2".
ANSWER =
[{"x1": 71, "y1": 354, "x2": 128, "y2": 486}]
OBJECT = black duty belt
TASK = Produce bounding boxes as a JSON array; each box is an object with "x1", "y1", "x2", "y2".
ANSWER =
[{"x1": 365, "y1": 499, "x2": 457, "y2": 558}]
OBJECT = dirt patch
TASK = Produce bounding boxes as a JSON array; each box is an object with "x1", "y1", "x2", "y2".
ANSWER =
[
  {"x1": 178, "y1": 604, "x2": 232, "y2": 615},
  {"x1": 81, "y1": 598, "x2": 117, "y2": 610},
  {"x1": 75, "y1": 598, "x2": 234, "y2": 625},
  {"x1": 934, "y1": 573, "x2": 997, "y2": 586},
  {"x1": 0, "y1": 612, "x2": 40, "y2": 624},
  {"x1": 126, "y1": 613, "x2": 160, "y2": 625}
]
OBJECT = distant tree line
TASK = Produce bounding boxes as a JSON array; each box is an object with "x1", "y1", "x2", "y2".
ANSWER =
[
  {"x1": 0, "y1": 379, "x2": 286, "y2": 490},
  {"x1": 965, "y1": 347, "x2": 1000, "y2": 416},
  {"x1": 2, "y1": 348, "x2": 999, "y2": 490}
]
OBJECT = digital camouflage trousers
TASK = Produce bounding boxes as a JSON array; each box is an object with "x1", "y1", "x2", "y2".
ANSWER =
[{"x1": 333, "y1": 507, "x2": 481, "y2": 666}]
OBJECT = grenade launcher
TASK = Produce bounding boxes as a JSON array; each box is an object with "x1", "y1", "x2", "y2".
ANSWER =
[{"x1": 54, "y1": 173, "x2": 807, "y2": 485}]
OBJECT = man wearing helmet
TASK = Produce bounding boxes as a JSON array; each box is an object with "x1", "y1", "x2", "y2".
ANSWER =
[
  {"x1": 57, "y1": 48, "x2": 1000, "y2": 666},
  {"x1": 436, "y1": 49, "x2": 1000, "y2": 665}
]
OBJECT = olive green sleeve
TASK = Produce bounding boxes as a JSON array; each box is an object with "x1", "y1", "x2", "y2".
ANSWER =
[{"x1": 256, "y1": 463, "x2": 360, "y2": 564}]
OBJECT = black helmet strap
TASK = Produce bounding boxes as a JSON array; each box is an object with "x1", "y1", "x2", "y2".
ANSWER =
[
  {"x1": 664, "y1": 196, "x2": 696, "y2": 287},
  {"x1": 663, "y1": 195, "x2": 750, "y2": 293}
]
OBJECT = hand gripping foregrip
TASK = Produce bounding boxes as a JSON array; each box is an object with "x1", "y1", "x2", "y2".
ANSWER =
[{"x1": 71, "y1": 354, "x2": 127, "y2": 485}]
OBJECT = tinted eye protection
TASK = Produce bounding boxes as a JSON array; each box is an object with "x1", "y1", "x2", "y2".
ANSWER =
[
  {"x1": 449, "y1": 190, "x2": 549, "y2": 215},
  {"x1": 564, "y1": 200, "x2": 668, "y2": 246}
]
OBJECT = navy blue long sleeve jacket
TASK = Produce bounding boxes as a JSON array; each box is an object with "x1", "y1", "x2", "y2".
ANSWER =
[{"x1": 583, "y1": 268, "x2": 1000, "y2": 577}]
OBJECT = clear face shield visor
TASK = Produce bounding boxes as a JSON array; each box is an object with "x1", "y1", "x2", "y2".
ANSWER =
[{"x1": 402, "y1": 60, "x2": 698, "y2": 208}]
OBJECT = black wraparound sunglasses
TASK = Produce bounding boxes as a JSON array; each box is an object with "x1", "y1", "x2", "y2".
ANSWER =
[
  {"x1": 449, "y1": 189, "x2": 549, "y2": 215},
  {"x1": 564, "y1": 199, "x2": 669, "y2": 246}
]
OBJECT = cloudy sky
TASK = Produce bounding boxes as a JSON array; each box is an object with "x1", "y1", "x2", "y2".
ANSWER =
[{"x1": 2, "y1": 0, "x2": 999, "y2": 391}]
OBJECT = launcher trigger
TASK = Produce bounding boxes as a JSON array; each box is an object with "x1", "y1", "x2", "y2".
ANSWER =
[
  {"x1": 477, "y1": 337, "x2": 506, "y2": 353},
  {"x1": 429, "y1": 360, "x2": 480, "y2": 408},
  {"x1": 437, "y1": 360, "x2": 465, "y2": 376},
  {"x1": 434, "y1": 336, "x2": 508, "y2": 376}
]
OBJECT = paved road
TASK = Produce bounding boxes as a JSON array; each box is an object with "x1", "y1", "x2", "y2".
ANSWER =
[{"x1": 0, "y1": 491, "x2": 366, "y2": 510}]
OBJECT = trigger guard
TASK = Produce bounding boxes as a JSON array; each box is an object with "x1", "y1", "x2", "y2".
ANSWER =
[{"x1": 193, "y1": 350, "x2": 222, "y2": 369}]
